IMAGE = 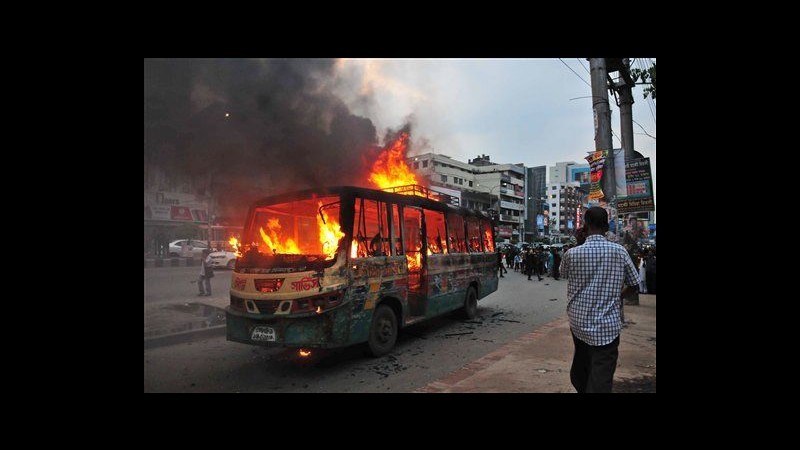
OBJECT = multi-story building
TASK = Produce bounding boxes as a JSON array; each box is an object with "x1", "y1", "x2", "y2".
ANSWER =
[
  {"x1": 143, "y1": 165, "x2": 253, "y2": 255},
  {"x1": 525, "y1": 165, "x2": 547, "y2": 241},
  {"x1": 144, "y1": 165, "x2": 213, "y2": 255},
  {"x1": 567, "y1": 163, "x2": 591, "y2": 194},
  {"x1": 546, "y1": 181, "x2": 586, "y2": 241},
  {"x1": 549, "y1": 161, "x2": 578, "y2": 184},
  {"x1": 409, "y1": 153, "x2": 527, "y2": 244}
]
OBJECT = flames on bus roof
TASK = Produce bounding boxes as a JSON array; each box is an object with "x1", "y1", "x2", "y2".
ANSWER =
[{"x1": 247, "y1": 131, "x2": 434, "y2": 262}]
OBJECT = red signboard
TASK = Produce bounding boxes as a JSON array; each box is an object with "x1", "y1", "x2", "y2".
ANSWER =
[
  {"x1": 497, "y1": 225, "x2": 513, "y2": 237},
  {"x1": 170, "y1": 206, "x2": 193, "y2": 221}
]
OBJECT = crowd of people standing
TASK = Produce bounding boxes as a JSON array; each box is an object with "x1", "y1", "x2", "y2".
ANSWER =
[
  {"x1": 498, "y1": 245, "x2": 569, "y2": 282},
  {"x1": 496, "y1": 240, "x2": 655, "y2": 296}
]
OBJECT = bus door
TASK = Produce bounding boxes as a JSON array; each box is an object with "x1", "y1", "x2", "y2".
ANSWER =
[
  {"x1": 351, "y1": 198, "x2": 392, "y2": 309},
  {"x1": 401, "y1": 205, "x2": 427, "y2": 318}
]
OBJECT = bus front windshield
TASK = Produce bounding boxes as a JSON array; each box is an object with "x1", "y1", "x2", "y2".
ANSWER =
[{"x1": 240, "y1": 195, "x2": 343, "y2": 267}]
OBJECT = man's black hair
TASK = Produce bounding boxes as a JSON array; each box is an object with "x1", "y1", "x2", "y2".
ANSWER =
[{"x1": 584, "y1": 207, "x2": 609, "y2": 232}]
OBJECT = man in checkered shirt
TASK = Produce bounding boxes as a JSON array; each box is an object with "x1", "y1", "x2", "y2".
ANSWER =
[{"x1": 560, "y1": 207, "x2": 640, "y2": 393}]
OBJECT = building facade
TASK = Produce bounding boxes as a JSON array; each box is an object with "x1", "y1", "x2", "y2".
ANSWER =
[
  {"x1": 566, "y1": 163, "x2": 591, "y2": 193},
  {"x1": 549, "y1": 161, "x2": 578, "y2": 184},
  {"x1": 409, "y1": 153, "x2": 527, "y2": 244},
  {"x1": 546, "y1": 181, "x2": 585, "y2": 242},
  {"x1": 524, "y1": 165, "x2": 547, "y2": 241}
]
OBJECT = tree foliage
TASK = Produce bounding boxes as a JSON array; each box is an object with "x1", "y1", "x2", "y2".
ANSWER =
[{"x1": 631, "y1": 62, "x2": 656, "y2": 100}]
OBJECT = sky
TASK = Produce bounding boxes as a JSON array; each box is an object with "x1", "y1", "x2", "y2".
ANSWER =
[
  {"x1": 145, "y1": 58, "x2": 656, "y2": 220},
  {"x1": 332, "y1": 58, "x2": 656, "y2": 185}
]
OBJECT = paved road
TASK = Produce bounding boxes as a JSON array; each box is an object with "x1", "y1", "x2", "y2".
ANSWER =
[
  {"x1": 144, "y1": 267, "x2": 569, "y2": 392},
  {"x1": 144, "y1": 266, "x2": 233, "y2": 305}
]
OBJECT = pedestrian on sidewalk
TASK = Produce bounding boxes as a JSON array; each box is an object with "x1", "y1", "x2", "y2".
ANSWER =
[
  {"x1": 197, "y1": 249, "x2": 214, "y2": 296},
  {"x1": 497, "y1": 250, "x2": 506, "y2": 278},
  {"x1": 560, "y1": 207, "x2": 640, "y2": 393},
  {"x1": 638, "y1": 249, "x2": 648, "y2": 294},
  {"x1": 644, "y1": 248, "x2": 656, "y2": 295}
]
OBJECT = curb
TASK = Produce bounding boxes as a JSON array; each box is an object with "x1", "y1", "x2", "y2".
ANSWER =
[{"x1": 144, "y1": 325, "x2": 226, "y2": 350}]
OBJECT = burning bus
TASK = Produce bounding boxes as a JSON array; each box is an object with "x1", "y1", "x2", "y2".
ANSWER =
[
  {"x1": 225, "y1": 132, "x2": 499, "y2": 356},
  {"x1": 225, "y1": 185, "x2": 498, "y2": 356}
]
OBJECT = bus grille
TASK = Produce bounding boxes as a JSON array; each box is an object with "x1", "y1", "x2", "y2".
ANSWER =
[{"x1": 254, "y1": 300, "x2": 281, "y2": 314}]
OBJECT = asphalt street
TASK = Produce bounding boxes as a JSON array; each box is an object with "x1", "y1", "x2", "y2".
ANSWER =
[{"x1": 144, "y1": 266, "x2": 569, "y2": 393}]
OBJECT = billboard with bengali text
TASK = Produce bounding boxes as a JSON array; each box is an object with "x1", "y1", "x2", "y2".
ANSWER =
[{"x1": 617, "y1": 157, "x2": 655, "y2": 214}]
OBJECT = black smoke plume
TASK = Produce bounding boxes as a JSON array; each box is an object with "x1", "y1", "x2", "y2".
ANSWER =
[{"x1": 144, "y1": 58, "x2": 379, "y2": 222}]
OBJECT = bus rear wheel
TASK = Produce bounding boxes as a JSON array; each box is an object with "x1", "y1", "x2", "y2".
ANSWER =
[
  {"x1": 366, "y1": 304, "x2": 398, "y2": 357},
  {"x1": 462, "y1": 286, "x2": 478, "y2": 319}
]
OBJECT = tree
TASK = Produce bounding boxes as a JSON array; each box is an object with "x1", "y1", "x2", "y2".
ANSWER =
[{"x1": 631, "y1": 62, "x2": 656, "y2": 100}]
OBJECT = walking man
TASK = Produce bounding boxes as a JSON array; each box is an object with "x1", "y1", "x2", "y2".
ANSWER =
[
  {"x1": 198, "y1": 249, "x2": 214, "y2": 296},
  {"x1": 560, "y1": 207, "x2": 640, "y2": 393},
  {"x1": 496, "y1": 250, "x2": 506, "y2": 278}
]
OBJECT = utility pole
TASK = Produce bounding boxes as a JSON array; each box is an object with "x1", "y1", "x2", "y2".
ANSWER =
[
  {"x1": 589, "y1": 58, "x2": 615, "y2": 221},
  {"x1": 618, "y1": 58, "x2": 635, "y2": 161},
  {"x1": 610, "y1": 58, "x2": 639, "y2": 306}
]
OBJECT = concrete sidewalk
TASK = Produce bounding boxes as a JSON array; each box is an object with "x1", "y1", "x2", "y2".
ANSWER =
[{"x1": 416, "y1": 294, "x2": 656, "y2": 393}]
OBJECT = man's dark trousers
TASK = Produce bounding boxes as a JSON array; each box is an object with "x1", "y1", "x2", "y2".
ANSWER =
[{"x1": 570, "y1": 332, "x2": 619, "y2": 393}]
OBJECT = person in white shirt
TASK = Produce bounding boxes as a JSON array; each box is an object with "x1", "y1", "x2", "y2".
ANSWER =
[
  {"x1": 198, "y1": 249, "x2": 214, "y2": 296},
  {"x1": 638, "y1": 249, "x2": 648, "y2": 294}
]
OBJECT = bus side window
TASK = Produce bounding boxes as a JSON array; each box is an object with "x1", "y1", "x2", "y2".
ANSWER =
[
  {"x1": 423, "y1": 209, "x2": 447, "y2": 254},
  {"x1": 446, "y1": 213, "x2": 466, "y2": 253},
  {"x1": 403, "y1": 207, "x2": 423, "y2": 268},
  {"x1": 466, "y1": 217, "x2": 483, "y2": 253},
  {"x1": 391, "y1": 204, "x2": 403, "y2": 256},
  {"x1": 481, "y1": 219, "x2": 495, "y2": 252},
  {"x1": 352, "y1": 198, "x2": 390, "y2": 258}
]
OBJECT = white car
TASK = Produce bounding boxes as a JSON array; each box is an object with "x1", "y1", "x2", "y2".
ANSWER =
[
  {"x1": 208, "y1": 251, "x2": 237, "y2": 270},
  {"x1": 168, "y1": 239, "x2": 209, "y2": 257}
]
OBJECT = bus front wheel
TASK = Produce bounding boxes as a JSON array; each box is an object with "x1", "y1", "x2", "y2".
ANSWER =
[
  {"x1": 366, "y1": 304, "x2": 398, "y2": 357},
  {"x1": 462, "y1": 287, "x2": 478, "y2": 319}
]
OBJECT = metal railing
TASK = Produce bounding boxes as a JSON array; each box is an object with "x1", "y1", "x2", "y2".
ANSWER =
[{"x1": 382, "y1": 184, "x2": 447, "y2": 203}]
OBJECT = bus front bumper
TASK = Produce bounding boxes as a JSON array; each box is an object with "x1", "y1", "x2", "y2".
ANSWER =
[{"x1": 225, "y1": 306, "x2": 352, "y2": 349}]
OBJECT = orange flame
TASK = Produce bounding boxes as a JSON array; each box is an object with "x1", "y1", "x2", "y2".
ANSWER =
[
  {"x1": 259, "y1": 218, "x2": 302, "y2": 254},
  {"x1": 317, "y1": 201, "x2": 344, "y2": 259},
  {"x1": 427, "y1": 238, "x2": 446, "y2": 255},
  {"x1": 484, "y1": 229, "x2": 495, "y2": 252},
  {"x1": 257, "y1": 205, "x2": 344, "y2": 260},
  {"x1": 299, "y1": 349, "x2": 311, "y2": 357},
  {"x1": 229, "y1": 237, "x2": 241, "y2": 257},
  {"x1": 368, "y1": 132, "x2": 421, "y2": 192},
  {"x1": 406, "y1": 253, "x2": 421, "y2": 271}
]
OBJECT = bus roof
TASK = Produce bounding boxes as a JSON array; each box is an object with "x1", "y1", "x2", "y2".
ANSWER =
[{"x1": 250, "y1": 185, "x2": 494, "y2": 220}]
